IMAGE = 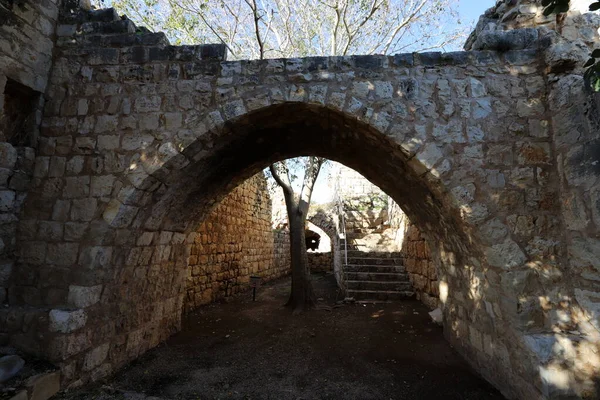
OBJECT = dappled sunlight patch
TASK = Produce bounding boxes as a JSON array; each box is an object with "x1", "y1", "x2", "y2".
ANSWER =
[{"x1": 439, "y1": 281, "x2": 449, "y2": 304}]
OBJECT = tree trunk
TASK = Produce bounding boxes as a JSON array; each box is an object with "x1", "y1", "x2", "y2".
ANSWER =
[{"x1": 284, "y1": 198, "x2": 316, "y2": 312}]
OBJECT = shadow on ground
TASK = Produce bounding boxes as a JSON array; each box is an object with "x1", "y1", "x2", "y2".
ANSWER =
[{"x1": 57, "y1": 273, "x2": 504, "y2": 400}]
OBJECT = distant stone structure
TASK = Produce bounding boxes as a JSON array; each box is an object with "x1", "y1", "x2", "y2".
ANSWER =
[{"x1": 1, "y1": 0, "x2": 600, "y2": 398}]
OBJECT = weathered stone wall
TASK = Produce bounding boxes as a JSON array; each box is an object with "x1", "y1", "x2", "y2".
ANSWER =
[
  {"x1": 465, "y1": 0, "x2": 599, "y2": 51},
  {"x1": 184, "y1": 174, "x2": 290, "y2": 313},
  {"x1": 402, "y1": 223, "x2": 437, "y2": 310},
  {"x1": 0, "y1": 0, "x2": 59, "y2": 330},
  {"x1": 307, "y1": 252, "x2": 332, "y2": 272},
  {"x1": 18, "y1": 36, "x2": 558, "y2": 395},
  {"x1": 4, "y1": 1, "x2": 600, "y2": 397},
  {"x1": 272, "y1": 229, "x2": 291, "y2": 273},
  {"x1": 465, "y1": 1, "x2": 600, "y2": 397},
  {"x1": 334, "y1": 166, "x2": 405, "y2": 252},
  {"x1": 0, "y1": 0, "x2": 58, "y2": 93}
]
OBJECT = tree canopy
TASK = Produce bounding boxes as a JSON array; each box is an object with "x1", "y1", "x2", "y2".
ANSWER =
[{"x1": 93, "y1": 0, "x2": 466, "y2": 59}]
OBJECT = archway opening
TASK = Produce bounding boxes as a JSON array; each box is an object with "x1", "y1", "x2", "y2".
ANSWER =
[
  {"x1": 100, "y1": 102, "x2": 484, "y2": 366},
  {"x1": 21, "y1": 102, "x2": 504, "y2": 394},
  {"x1": 305, "y1": 229, "x2": 321, "y2": 252}
]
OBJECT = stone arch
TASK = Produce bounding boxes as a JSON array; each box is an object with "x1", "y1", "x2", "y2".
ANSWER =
[
  {"x1": 305, "y1": 221, "x2": 331, "y2": 252},
  {"x1": 12, "y1": 48, "x2": 566, "y2": 397},
  {"x1": 308, "y1": 209, "x2": 342, "y2": 280}
]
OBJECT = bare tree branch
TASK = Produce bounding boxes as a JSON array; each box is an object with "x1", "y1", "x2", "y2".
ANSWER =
[
  {"x1": 113, "y1": 0, "x2": 466, "y2": 60},
  {"x1": 269, "y1": 161, "x2": 293, "y2": 195},
  {"x1": 244, "y1": 0, "x2": 266, "y2": 59}
]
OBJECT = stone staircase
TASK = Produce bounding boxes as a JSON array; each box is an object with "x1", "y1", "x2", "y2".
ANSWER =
[
  {"x1": 57, "y1": 8, "x2": 168, "y2": 45},
  {"x1": 341, "y1": 234, "x2": 414, "y2": 302},
  {"x1": 55, "y1": 7, "x2": 226, "y2": 61}
]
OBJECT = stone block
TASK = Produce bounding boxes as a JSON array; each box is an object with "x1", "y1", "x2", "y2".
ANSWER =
[
  {"x1": 37, "y1": 221, "x2": 63, "y2": 241},
  {"x1": 471, "y1": 28, "x2": 538, "y2": 51},
  {"x1": 26, "y1": 371, "x2": 60, "y2": 400},
  {"x1": 46, "y1": 243, "x2": 78, "y2": 265},
  {"x1": 94, "y1": 115, "x2": 118, "y2": 133},
  {"x1": 485, "y1": 239, "x2": 526, "y2": 270},
  {"x1": 0, "y1": 191, "x2": 15, "y2": 212},
  {"x1": 415, "y1": 52, "x2": 441, "y2": 66},
  {"x1": 90, "y1": 175, "x2": 115, "y2": 198},
  {"x1": 517, "y1": 98, "x2": 545, "y2": 117},
  {"x1": 8, "y1": 390, "x2": 27, "y2": 400},
  {"x1": 90, "y1": 363, "x2": 112, "y2": 382},
  {"x1": 0, "y1": 168, "x2": 11, "y2": 187},
  {"x1": 0, "y1": 143, "x2": 17, "y2": 169},
  {"x1": 0, "y1": 260, "x2": 11, "y2": 286},
  {"x1": 517, "y1": 142, "x2": 551, "y2": 165},
  {"x1": 83, "y1": 343, "x2": 109, "y2": 371},
  {"x1": 62, "y1": 176, "x2": 90, "y2": 198},
  {"x1": 78, "y1": 246, "x2": 113, "y2": 268},
  {"x1": 49, "y1": 309, "x2": 86, "y2": 333},
  {"x1": 68, "y1": 285, "x2": 103, "y2": 308},
  {"x1": 64, "y1": 222, "x2": 87, "y2": 242}
]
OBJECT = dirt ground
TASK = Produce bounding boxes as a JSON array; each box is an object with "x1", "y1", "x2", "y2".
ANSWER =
[{"x1": 57, "y1": 273, "x2": 504, "y2": 400}]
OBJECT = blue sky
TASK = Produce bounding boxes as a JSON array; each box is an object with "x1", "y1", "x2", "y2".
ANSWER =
[{"x1": 458, "y1": 0, "x2": 494, "y2": 27}]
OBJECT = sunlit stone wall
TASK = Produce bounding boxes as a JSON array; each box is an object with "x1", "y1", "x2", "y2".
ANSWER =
[
  {"x1": 184, "y1": 174, "x2": 291, "y2": 313},
  {"x1": 402, "y1": 223, "x2": 437, "y2": 310}
]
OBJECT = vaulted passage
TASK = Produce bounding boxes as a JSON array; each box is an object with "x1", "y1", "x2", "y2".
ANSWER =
[{"x1": 2, "y1": 1, "x2": 600, "y2": 398}]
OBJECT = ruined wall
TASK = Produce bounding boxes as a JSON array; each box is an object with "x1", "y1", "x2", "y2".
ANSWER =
[
  {"x1": 184, "y1": 175, "x2": 290, "y2": 313},
  {"x1": 402, "y1": 223, "x2": 437, "y2": 310},
  {"x1": 307, "y1": 252, "x2": 332, "y2": 272},
  {"x1": 0, "y1": 0, "x2": 59, "y2": 313},
  {"x1": 465, "y1": 0, "x2": 598, "y2": 51},
  {"x1": 0, "y1": 1, "x2": 58, "y2": 93},
  {"x1": 334, "y1": 165, "x2": 405, "y2": 252}
]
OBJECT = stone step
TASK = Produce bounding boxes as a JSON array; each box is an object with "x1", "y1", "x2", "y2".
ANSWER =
[
  {"x1": 88, "y1": 8, "x2": 121, "y2": 22},
  {"x1": 346, "y1": 250, "x2": 403, "y2": 258},
  {"x1": 346, "y1": 272, "x2": 409, "y2": 282},
  {"x1": 346, "y1": 289, "x2": 415, "y2": 301},
  {"x1": 68, "y1": 32, "x2": 170, "y2": 47},
  {"x1": 344, "y1": 232, "x2": 386, "y2": 239},
  {"x1": 346, "y1": 280, "x2": 412, "y2": 291},
  {"x1": 345, "y1": 265, "x2": 406, "y2": 273},
  {"x1": 81, "y1": 19, "x2": 136, "y2": 35},
  {"x1": 345, "y1": 257, "x2": 403, "y2": 265}
]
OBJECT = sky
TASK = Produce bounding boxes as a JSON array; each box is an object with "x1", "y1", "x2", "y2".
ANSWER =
[
  {"x1": 458, "y1": 0, "x2": 495, "y2": 27},
  {"x1": 309, "y1": 0, "x2": 495, "y2": 204}
]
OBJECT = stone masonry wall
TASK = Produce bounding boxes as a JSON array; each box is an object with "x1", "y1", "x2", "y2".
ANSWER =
[
  {"x1": 465, "y1": 1, "x2": 600, "y2": 397},
  {"x1": 402, "y1": 223, "x2": 438, "y2": 310},
  {"x1": 0, "y1": 0, "x2": 59, "y2": 326},
  {"x1": 307, "y1": 252, "x2": 332, "y2": 272},
  {"x1": 5, "y1": 1, "x2": 600, "y2": 396},
  {"x1": 184, "y1": 174, "x2": 290, "y2": 313}
]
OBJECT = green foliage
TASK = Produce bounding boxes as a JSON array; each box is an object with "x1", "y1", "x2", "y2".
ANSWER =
[
  {"x1": 543, "y1": 0, "x2": 600, "y2": 91},
  {"x1": 343, "y1": 193, "x2": 388, "y2": 212},
  {"x1": 541, "y1": 0, "x2": 570, "y2": 16},
  {"x1": 584, "y1": 49, "x2": 600, "y2": 91}
]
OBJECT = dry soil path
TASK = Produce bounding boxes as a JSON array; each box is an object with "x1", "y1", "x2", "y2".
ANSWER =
[{"x1": 57, "y1": 273, "x2": 504, "y2": 400}]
